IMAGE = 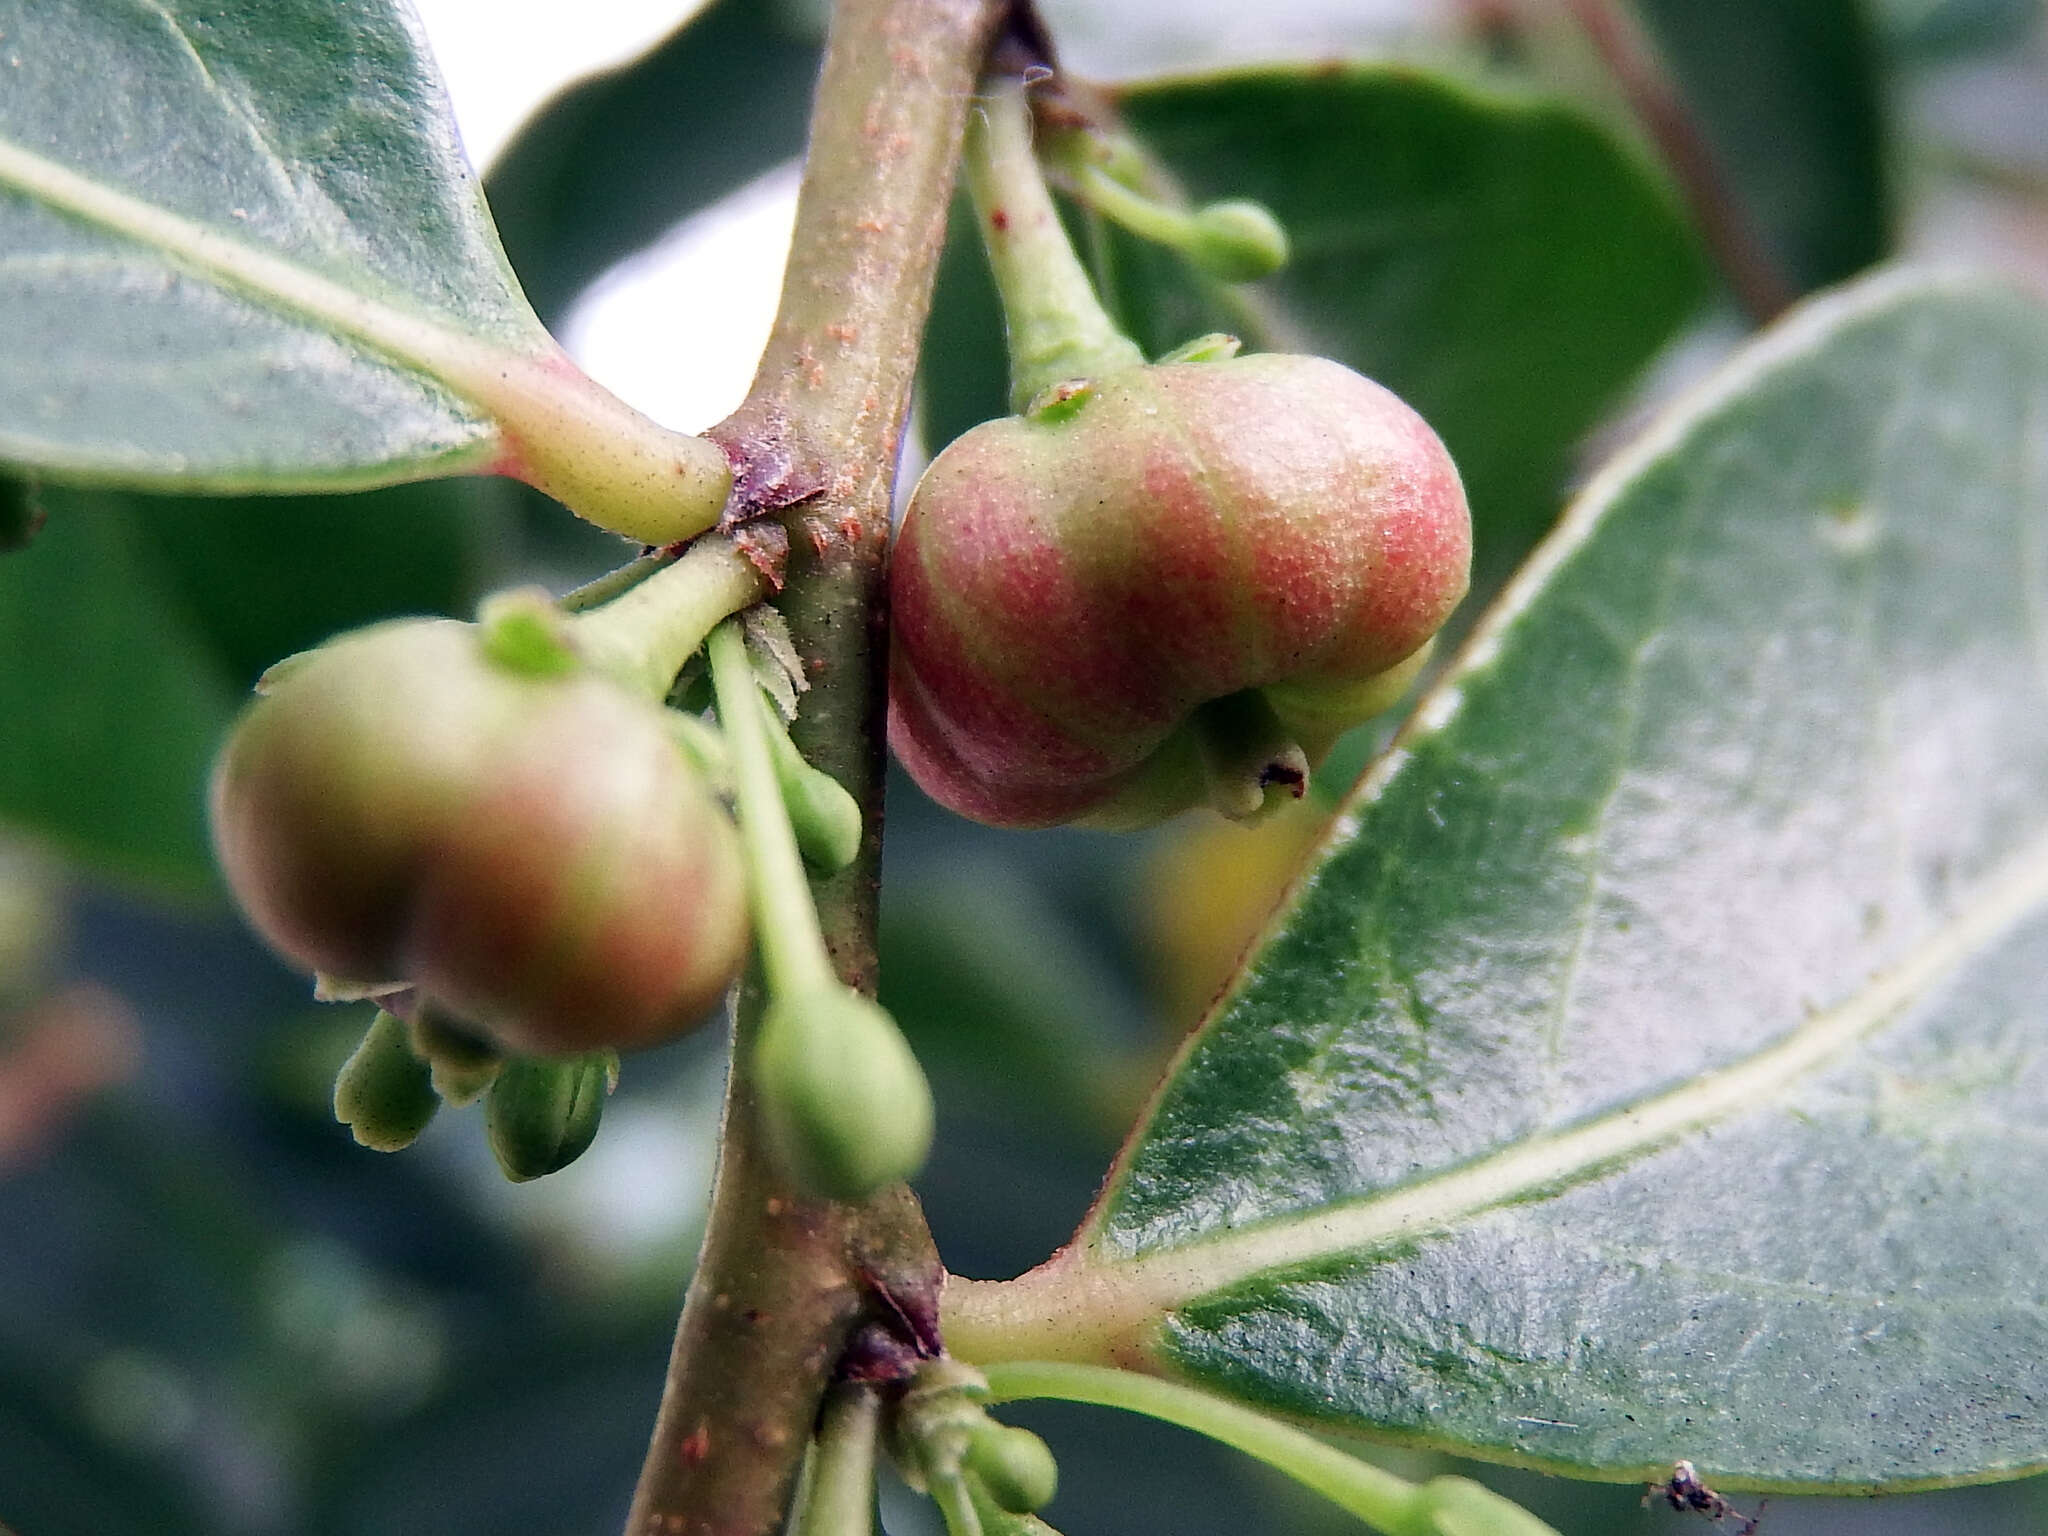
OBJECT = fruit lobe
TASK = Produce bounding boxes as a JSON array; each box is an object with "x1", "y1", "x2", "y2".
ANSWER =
[
  {"x1": 889, "y1": 354, "x2": 1470, "y2": 828},
  {"x1": 210, "y1": 619, "x2": 748, "y2": 1056}
]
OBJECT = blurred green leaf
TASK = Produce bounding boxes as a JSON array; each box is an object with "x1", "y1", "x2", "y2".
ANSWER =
[
  {"x1": 1874, "y1": 0, "x2": 2041, "y2": 60},
  {"x1": 0, "y1": 496, "x2": 236, "y2": 892},
  {"x1": 882, "y1": 860, "x2": 1154, "y2": 1143},
  {"x1": 0, "y1": 0, "x2": 556, "y2": 491},
  {"x1": 134, "y1": 480, "x2": 498, "y2": 690},
  {"x1": 484, "y1": 0, "x2": 823, "y2": 327},
  {"x1": 0, "y1": 479, "x2": 492, "y2": 892},
  {"x1": 1636, "y1": 0, "x2": 1893, "y2": 293},
  {"x1": 922, "y1": 66, "x2": 1709, "y2": 584},
  {"x1": 0, "y1": 475, "x2": 43, "y2": 553},
  {"x1": 956, "y1": 272, "x2": 2048, "y2": 1489},
  {"x1": 0, "y1": 1346, "x2": 214, "y2": 1536}
]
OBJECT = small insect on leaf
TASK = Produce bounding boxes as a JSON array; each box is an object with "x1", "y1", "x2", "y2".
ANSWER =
[{"x1": 1645, "y1": 1462, "x2": 1765, "y2": 1536}]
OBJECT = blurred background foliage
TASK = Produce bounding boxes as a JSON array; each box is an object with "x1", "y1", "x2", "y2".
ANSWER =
[{"x1": 4, "y1": 0, "x2": 2048, "y2": 1532}]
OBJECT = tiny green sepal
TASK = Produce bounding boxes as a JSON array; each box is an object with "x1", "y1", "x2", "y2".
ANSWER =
[
  {"x1": 484, "y1": 1053, "x2": 612, "y2": 1182},
  {"x1": 476, "y1": 587, "x2": 581, "y2": 679},
  {"x1": 1155, "y1": 333, "x2": 1242, "y2": 366},
  {"x1": 406, "y1": 1006, "x2": 504, "y2": 1107},
  {"x1": 1023, "y1": 380, "x2": 1096, "y2": 423},
  {"x1": 311, "y1": 972, "x2": 407, "y2": 1003},
  {"x1": 755, "y1": 988, "x2": 933, "y2": 1201},
  {"x1": 333, "y1": 1009, "x2": 439, "y2": 1152}
]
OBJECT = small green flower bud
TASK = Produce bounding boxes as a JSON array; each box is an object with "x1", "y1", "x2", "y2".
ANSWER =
[
  {"x1": 484, "y1": 1053, "x2": 612, "y2": 1182},
  {"x1": 1188, "y1": 200, "x2": 1289, "y2": 282},
  {"x1": 755, "y1": 988, "x2": 933, "y2": 1202},
  {"x1": 333, "y1": 1009, "x2": 438, "y2": 1152},
  {"x1": 476, "y1": 588, "x2": 579, "y2": 679},
  {"x1": 1155, "y1": 333, "x2": 1242, "y2": 366},
  {"x1": 406, "y1": 1006, "x2": 503, "y2": 1107},
  {"x1": 1022, "y1": 379, "x2": 1095, "y2": 423},
  {"x1": 965, "y1": 1423, "x2": 1059, "y2": 1515}
]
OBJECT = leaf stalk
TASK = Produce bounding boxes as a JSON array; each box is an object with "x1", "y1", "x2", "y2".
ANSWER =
[{"x1": 981, "y1": 1362, "x2": 1559, "y2": 1536}]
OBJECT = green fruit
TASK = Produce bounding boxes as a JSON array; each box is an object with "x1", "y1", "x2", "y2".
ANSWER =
[
  {"x1": 210, "y1": 618, "x2": 749, "y2": 1056},
  {"x1": 485, "y1": 1053, "x2": 611, "y2": 1182},
  {"x1": 964, "y1": 1423, "x2": 1060, "y2": 1514},
  {"x1": 890, "y1": 354, "x2": 1469, "y2": 828},
  {"x1": 754, "y1": 988, "x2": 933, "y2": 1202},
  {"x1": 333, "y1": 1009, "x2": 438, "y2": 1152}
]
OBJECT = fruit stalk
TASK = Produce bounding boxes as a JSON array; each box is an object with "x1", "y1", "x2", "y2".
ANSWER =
[
  {"x1": 623, "y1": 0, "x2": 999, "y2": 1529},
  {"x1": 789, "y1": 1384, "x2": 884, "y2": 1536},
  {"x1": 961, "y1": 77, "x2": 1144, "y2": 409},
  {"x1": 567, "y1": 536, "x2": 766, "y2": 700},
  {"x1": 707, "y1": 621, "x2": 839, "y2": 1000}
]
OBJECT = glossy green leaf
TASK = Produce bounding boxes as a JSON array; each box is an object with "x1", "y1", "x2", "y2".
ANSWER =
[
  {"x1": 922, "y1": 66, "x2": 1709, "y2": 578},
  {"x1": 0, "y1": 0, "x2": 565, "y2": 489},
  {"x1": 948, "y1": 271, "x2": 2048, "y2": 1491},
  {"x1": 1635, "y1": 0, "x2": 1892, "y2": 294},
  {"x1": 484, "y1": 0, "x2": 822, "y2": 327},
  {"x1": 0, "y1": 0, "x2": 730, "y2": 538},
  {"x1": 0, "y1": 480, "x2": 492, "y2": 892}
]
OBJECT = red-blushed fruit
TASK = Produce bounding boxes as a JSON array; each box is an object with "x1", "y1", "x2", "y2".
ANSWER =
[
  {"x1": 888, "y1": 354, "x2": 1471, "y2": 828},
  {"x1": 210, "y1": 619, "x2": 749, "y2": 1056}
]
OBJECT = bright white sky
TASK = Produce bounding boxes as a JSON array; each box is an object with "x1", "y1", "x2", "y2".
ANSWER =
[
  {"x1": 410, "y1": 0, "x2": 706, "y2": 170},
  {"x1": 409, "y1": 0, "x2": 797, "y2": 433}
]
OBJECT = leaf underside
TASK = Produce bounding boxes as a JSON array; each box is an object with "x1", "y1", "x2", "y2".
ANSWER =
[
  {"x1": 1069, "y1": 272, "x2": 2048, "y2": 1492},
  {"x1": 0, "y1": 0, "x2": 539, "y2": 489},
  {"x1": 1636, "y1": 0, "x2": 1892, "y2": 295}
]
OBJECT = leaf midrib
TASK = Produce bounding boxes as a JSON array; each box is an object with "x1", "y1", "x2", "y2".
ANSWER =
[{"x1": 0, "y1": 133, "x2": 525, "y2": 431}]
